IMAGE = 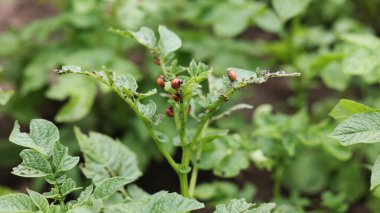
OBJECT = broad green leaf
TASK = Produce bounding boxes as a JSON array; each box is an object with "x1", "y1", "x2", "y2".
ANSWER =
[
  {"x1": 214, "y1": 198, "x2": 252, "y2": 213},
  {"x1": 44, "y1": 171, "x2": 66, "y2": 185},
  {"x1": 371, "y1": 155, "x2": 380, "y2": 190},
  {"x1": 272, "y1": 0, "x2": 311, "y2": 22},
  {"x1": 46, "y1": 75, "x2": 97, "y2": 122},
  {"x1": 320, "y1": 62, "x2": 350, "y2": 92},
  {"x1": 332, "y1": 162, "x2": 366, "y2": 201},
  {"x1": 43, "y1": 188, "x2": 60, "y2": 199},
  {"x1": 321, "y1": 191, "x2": 348, "y2": 213},
  {"x1": 158, "y1": 25, "x2": 182, "y2": 55},
  {"x1": 61, "y1": 178, "x2": 82, "y2": 196},
  {"x1": 154, "y1": 130, "x2": 169, "y2": 143},
  {"x1": 75, "y1": 128, "x2": 142, "y2": 185},
  {"x1": 109, "y1": 27, "x2": 156, "y2": 49},
  {"x1": 329, "y1": 99, "x2": 375, "y2": 121},
  {"x1": 254, "y1": 9, "x2": 283, "y2": 33},
  {"x1": 67, "y1": 207, "x2": 94, "y2": 213},
  {"x1": 113, "y1": 73, "x2": 138, "y2": 92},
  {"x1": 53, "y1": 141, "x2": 79, "y2": 172},
  {"x1": 0, "y1": 193, "x2": 36, "y2": 212},
  {"x1": 12, "y1": 149, "x2": 52, "y2": 177},
  {"x1": 80, "y1": 162, "x2": 110, "y2": 185},
  {"x1": 0, "y1": 31, "x2": 20, "y2": 56},
  {"x1": 251, "y1": 203, "x2": 276, "y2": 213},
  {"x1": 341, "y1": 45, "x2": 379, "y2": 75},
  {"x1": 215, "y1": 199, "x2": 275, "y2": 213},
  {"x1": 9, "y1": 119, "x2": 59, "y2": 156},
  {"x1": 0, "y1": 89, "x2": 14, "y2": 105},
  {"x1": 214, "y1": 150, "x2": 249, "y2": 178},
  {"x1": 322, "y1": 138, "x2": 352, "y2": 161},
  {"x1": 194, "y1": 181, "x2": 256, "y2": 206},
  {"x1": 330, "y1": 112, "x2": 380, "y2": 146},
  {"x1": 137, "y1": 100, "x2": 157, "y2": 119},
  {"x1": 283, "y1": 151, "x2": 328, "y2": 194},
  {"x1": 127, "y1": 184, "x2": 150, "y2": 199},
  {"x1": 0, "y1": 193, "x2": 37, "y2": 213},
  {"x1": 26, "y1": 188, "x2": 49, "y2": 212},
  {"x1": 72, "y1": 0, "x2": 96, "y2": 13},
  {"x1": 52, "y1": 141, "x2": 66, "y2": 168},
  {"x1": 208, "y1": 3, "x2": 255, "y2": 37},
  {"x1": 20, "y1": 51, "x2": 63, "y2": 94},
  {"x1": 340, "y1": 33, "x2": 380, "y2": 50},
  {"x1": 93, "y1": 177, "x2": 131, "y2": 199},
  {"x1": 113, "y1": 191, "x2": 204, "y2": 213},
  {"x1": 60, "y1": 155, "x2": 80, "y2": 172},
  {"x1": 249, "y1": 150, "x2": 274, "y2": 170},
  {"x1": 78, "y1": 185, "x2": 94, "y2": 203}
]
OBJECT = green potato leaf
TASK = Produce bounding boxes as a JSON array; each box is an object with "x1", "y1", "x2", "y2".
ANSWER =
[
  {"x1": 330, "y1": 112, "x2": 380, "y2": 146},
  {"x1": 0, "y1": 194, "x2": 36, "y2": 212}
]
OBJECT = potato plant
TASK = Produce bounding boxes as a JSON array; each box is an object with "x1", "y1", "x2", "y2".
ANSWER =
[
  {"x1": 330, "y1": 100, "x2": 380, "y2": 192},
  {"x1": 0, "y1": 25, "x2": 299, "y2": 212},
  {"x1": 2, "y1": 0, "x2": 380, "y2": 212}
]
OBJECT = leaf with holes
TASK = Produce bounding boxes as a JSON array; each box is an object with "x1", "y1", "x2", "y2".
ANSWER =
[{"x1": 9, "y1": 119, "x2": 59, "y2": 156}]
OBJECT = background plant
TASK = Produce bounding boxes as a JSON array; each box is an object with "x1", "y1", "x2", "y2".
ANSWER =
[{"x1": 1, "y1": 0, "x2": 380, "y2": 212}]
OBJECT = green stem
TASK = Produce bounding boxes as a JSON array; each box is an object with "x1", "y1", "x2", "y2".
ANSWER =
[
  {"x1": 178, "y1": 102, "x2": 190, "y2": 197},
  {"x1": 111, "y1": 84, "x2": 178, "y2": 172},
  {"x1": 188, "y1": 122, "x2": 208, "y2": 197},
  {"x1": 274, "y1": 166, "x2": 284, "y2": 199},
  {"x1": 159, "y1": 55, "x2": 168, "y2": 75},
  {"x1": 187, "y1": 90, "x2": 238, "y2": 197},
  {"x1": 179, "y1": 170, "x2": 189, "y2": 197},
  {"x1": 143, "y1": 118, "x2": 178, "y2": 172},
  {"x1": 54, "y1": 184, "x2": 65, "y2": 210}
]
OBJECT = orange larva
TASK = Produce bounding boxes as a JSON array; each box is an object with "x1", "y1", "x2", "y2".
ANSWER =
[{"x1": 227, "y1": 70, "x2": 237, "y2": 81}]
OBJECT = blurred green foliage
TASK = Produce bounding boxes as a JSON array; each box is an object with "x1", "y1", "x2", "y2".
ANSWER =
[{"x1": 1, "y1": 0, "x2": 380, "y2": 212}]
